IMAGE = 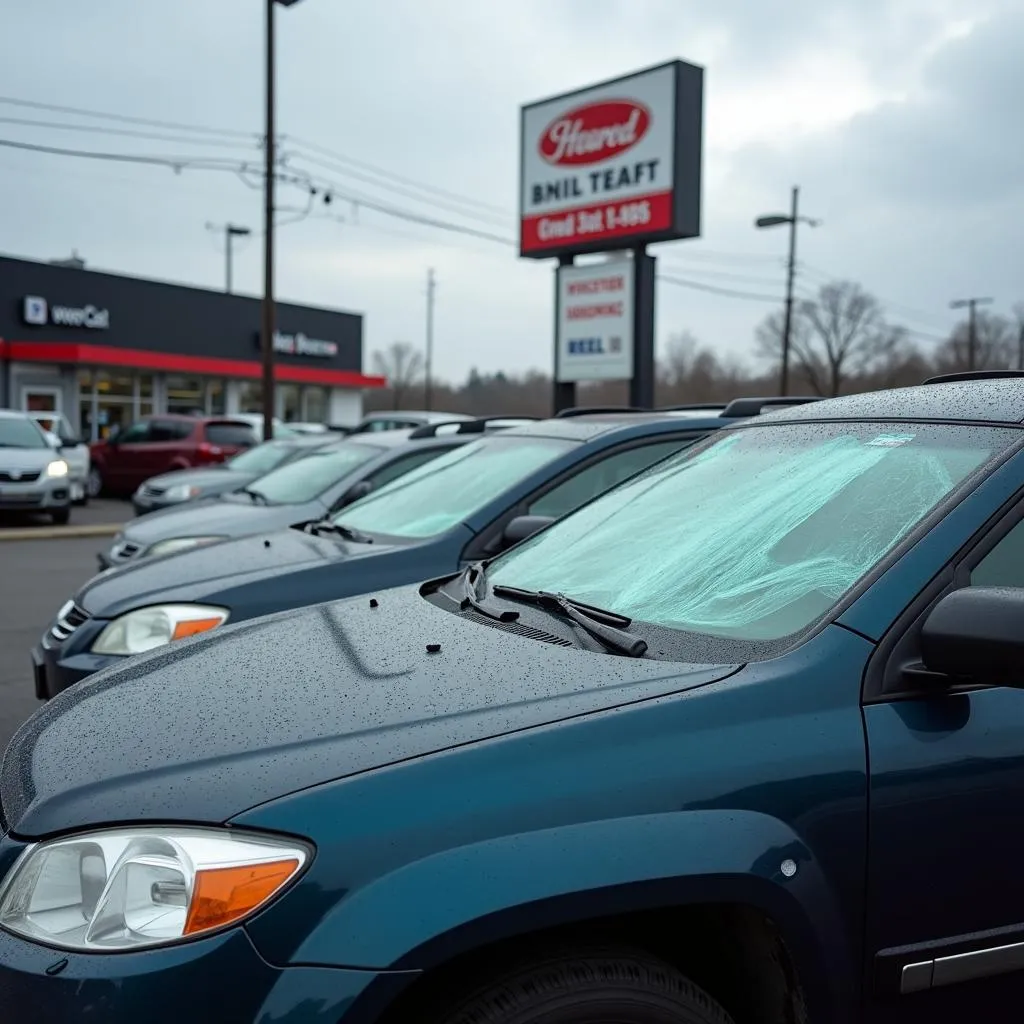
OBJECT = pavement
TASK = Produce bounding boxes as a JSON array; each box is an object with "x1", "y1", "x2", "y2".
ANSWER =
[
  {"x1": 0, "y1": 503, "x2": 133, "y2": 752},
  {"x1": 0, "y1": 498, "x2": 131, "y2": 540}
]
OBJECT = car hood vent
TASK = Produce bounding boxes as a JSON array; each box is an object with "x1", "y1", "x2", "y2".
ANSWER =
[{"x1": 462, "y1": 608, "x2": 574, "y2": 647}]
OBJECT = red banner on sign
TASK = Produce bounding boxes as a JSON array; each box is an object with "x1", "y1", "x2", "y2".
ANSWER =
[{"x1": 520, "y1": 189, "x2": 673, "y2": 255}]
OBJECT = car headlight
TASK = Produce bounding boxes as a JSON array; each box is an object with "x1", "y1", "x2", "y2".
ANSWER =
[
  {"x1": 147, "y1": 536, "x2": 226, "y2": 558},
  {"x1": 46, "y1": 460, "x2": 69, "y2": 478},
  {"x1": 0, "y1": 826, "x2": 309, "y2": 952},
  {"x1": 163, "y1": 483, "x2": 202, "y2": 502},
  {"x1": 91, "y1": 604, "x2": 229, "y2": 655}
]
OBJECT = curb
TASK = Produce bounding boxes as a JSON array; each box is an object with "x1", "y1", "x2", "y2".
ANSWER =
[{"x1": 0, "y1": 523, "x2": 122, "y2": 542}]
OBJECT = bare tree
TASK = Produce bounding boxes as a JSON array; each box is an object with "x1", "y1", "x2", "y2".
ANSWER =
[
  {"x1": 935, "y1": 311, "x2": 1014, "y2": 374},
  {"x1": 1012, "y1": 302, "x2": 1024, "y2": 372},
  {"x1": 371, "y1": 342, "x2": 425, "y2": 409},
  {"x1": 754, "y1": 307, "x2": 822, "y2": 395}
]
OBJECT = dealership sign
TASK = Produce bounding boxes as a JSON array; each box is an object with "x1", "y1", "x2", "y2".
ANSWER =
[
  {"x1": 22, "y1": 295, "x2": 110, "y2": 330},
  {"x1": 556, "y1": 258, "x2": 634, "y2": 382},
  {"x1": 519, "y1": 60, "x2": 704, "y2": 258},
  {"x1": 253, "y1": 330, "x2": 339, "y2": 358}
]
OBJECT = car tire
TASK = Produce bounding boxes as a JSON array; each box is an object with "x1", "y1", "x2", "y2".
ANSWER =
[
  {"x1": 86, "y1": 467, "x2": 103, "y2": 498},
  {"x1": 433, "y1": 949, "x2": 735, "y2": 1024},
  {"x1": 50, "y1": 507, "x2": 71, "y2": 526}
]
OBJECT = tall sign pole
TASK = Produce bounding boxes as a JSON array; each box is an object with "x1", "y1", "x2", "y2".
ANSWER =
[
  {"x1": 260, "y1": 0, "x2": 277, "y2": 441},
  {"x1": 425, "y1": 268, "x2": 436, "y2": 409},
  {"x1": 518, "y1": 60, "x2": 704, "y2": 413}
]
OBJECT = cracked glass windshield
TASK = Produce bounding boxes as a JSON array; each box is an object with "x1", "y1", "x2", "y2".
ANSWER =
[{"x1": 487, "y1": 422, "x2": 1014, "y2": 642}]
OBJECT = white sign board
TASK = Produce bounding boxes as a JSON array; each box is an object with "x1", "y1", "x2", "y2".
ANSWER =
[
  {"x1": 520, "y1": 60, "x2": 703, "y2": 258},
  {"x1": 556, "y1": 259, "x2": 634, "y2": 382}
]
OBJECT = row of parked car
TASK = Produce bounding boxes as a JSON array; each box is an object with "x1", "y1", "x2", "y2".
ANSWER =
[
  {"x1": 4, "y1": 372, "x2": 1024, "y2": 1023},
  {"x1": 0, "y1": 407, "x2": 476, "y2": 524}
]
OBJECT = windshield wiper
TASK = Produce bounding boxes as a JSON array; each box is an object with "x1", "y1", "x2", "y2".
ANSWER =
[
  {"x1": 304, "y1": 520, "x2": 374, "y2": 543},
  {"x1": 491, "y1": 585, "x2": 648, "y2": 658},
  {"x1": 458, "y1": 562, "x2": 519, "y2": 622},
  {"x1": 240, "y1": 487, "x2": 268, "y2": 505}
]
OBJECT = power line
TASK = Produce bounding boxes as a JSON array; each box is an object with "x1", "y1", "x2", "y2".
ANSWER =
[
  {"x1": 659, "y1": 260, "x2": 785, "y2": 288},
  {"x1": 658, "y1": 274, "x2": 782, "y2": 303},
  {"x1": 0, "y1": 115, "x2": 261, "y2": 151},
  {"x1": 0, "y1": 136, "x2": 248, "y2": 172},
  {"x1": 0, "y1": 95, "x2": 253, "y2": 140}
]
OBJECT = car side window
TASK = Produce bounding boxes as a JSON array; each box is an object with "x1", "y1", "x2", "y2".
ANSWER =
[
  {"x1": 117, "y1": 422, "x2": 152, "y2": 444},
  {"x1": 149, "y1": 420, "x2": 193, "y2": 443},
  {"x1": 970, "y1": 517, "x2": 1024, "y2": 588},
  {"x1": 527, "y1": 439, "x2": 693, "y2": 519},
  {"x1": 367, "y1": 447, "x2": 451, "y2": 489}
]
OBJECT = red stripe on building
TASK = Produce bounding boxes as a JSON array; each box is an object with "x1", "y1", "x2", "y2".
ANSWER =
[{"x1": 0, "y1": 340, "x2": 387, "y2": 388}]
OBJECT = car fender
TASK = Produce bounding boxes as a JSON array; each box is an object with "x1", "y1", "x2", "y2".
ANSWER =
[{"x1": 261, "y1": 809, "x2": 851, "y2": 1020}]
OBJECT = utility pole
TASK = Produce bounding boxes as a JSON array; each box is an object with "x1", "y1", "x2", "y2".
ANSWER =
[
  {"x1": 425, "y1": 268, "x2": 436, "y2": 410},
  {"x1": 260, "y1": 0, "x2": 277, "y2": 442},
  {"x1": 755, "y1": 187, "x2": 820, "y2": 396},
  {"x1": 950, "y1": 297, "x2": 994, "y2": 371}
]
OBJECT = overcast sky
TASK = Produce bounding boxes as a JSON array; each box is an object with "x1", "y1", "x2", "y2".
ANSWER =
[{"x1": 2, "y1": 0, "x2": 1021, "y2": 382}]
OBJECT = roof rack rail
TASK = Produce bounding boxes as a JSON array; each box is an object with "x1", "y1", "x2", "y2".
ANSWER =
[
  {"x1": 656, "y1": 402, "x2": 728, "y2": 412},
  {"x1": 721, "y1": 396, "x2": 821, "y2": 418},
  {"x1": 555, "y1": 405, "x2": 649, "y2": 418},
  {"x1": 407, "y1": 416, "x2": 538, "y2": 439},
  {"x1": 923, "y1": 371, "x2": 1024, "y2": 385}
]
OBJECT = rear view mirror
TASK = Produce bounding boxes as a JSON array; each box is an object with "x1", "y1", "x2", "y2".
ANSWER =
[
  {"x1": 920, "y1": 587, "x2": 1024, "y2": 687},
  {"x1": 501, "y1": 515, "x2": 555, "y2": 550}
]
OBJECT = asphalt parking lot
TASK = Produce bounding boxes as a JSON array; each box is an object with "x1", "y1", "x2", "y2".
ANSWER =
[{"x1": 0, "y1": 500, "x2": 131, "y2": 751}]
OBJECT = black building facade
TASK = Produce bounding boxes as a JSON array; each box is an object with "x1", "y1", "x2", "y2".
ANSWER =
[{"x1": 0, "y1": 255, "x2": 383, "y2": 439}]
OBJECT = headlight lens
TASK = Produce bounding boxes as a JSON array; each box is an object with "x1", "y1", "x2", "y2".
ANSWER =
[
  {"x1": 163, "y1": 484, "x2": 202, "y2": 502},
  {"x1": 0, "y1": 827, "x2": 309, "y2": 952},
  {"x1": 91, "y1": 604, "x2": 229, "y2": 655},
  {"x1": 46, "y1": 460, "x2": 69, "y2": 478},
  {"x1": 147, "y1": 536, "x2": 225, "y2": 557}
]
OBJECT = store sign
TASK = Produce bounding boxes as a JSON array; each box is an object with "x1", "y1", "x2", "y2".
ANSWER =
[
  {"x1": 22, "y1": 295, "x2": 110, "y2": 330},
  {"x1": 255, "y1": 330, "x2": 338, "y2": 358},
  {"x1": 556, "y1": 258, "x2": 634, "y2": 382},
  {"x1": 519, "y1": 60, "x2": 704, "y2": 259}
]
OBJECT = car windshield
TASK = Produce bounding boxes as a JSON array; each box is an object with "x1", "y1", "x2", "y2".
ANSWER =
[
  {"x1": 229, "y1": 441, "x2": 303, "y2": 476},
  {"x1": 0, "y1": 416, "x2": 48, "y2": 449},
  {"x1": 337, "y1": 435, "x2": 575, "y2": 539},
  {"x1": 487, "y1": 422, "x2": 1016, "y2": 645},
  {"x1": 247, "y1": 442, "x2": 384, "y2": 504}
]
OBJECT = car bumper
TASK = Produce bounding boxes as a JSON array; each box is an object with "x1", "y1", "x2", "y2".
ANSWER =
[
  {"x1": 0, "y1": 479, "x2": 70, "y2": 512},
  {"x1": 0, "y1": 921, "x2": 393, "y2": 1024},
  {"x1": 31, "y1": 640, "x2": 122, "y2": 700}
]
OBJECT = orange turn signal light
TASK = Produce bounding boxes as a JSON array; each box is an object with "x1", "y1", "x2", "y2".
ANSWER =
[
  {"x1": 171, "y1": 617, "x2": 224, "y2": 641},
  {"x1": 183, "y1": 859, "x2": 301, "y2": 935}
]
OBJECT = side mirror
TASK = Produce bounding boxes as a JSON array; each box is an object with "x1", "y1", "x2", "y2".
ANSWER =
[
  {"x1": 501, "y1": 515, "x2": 555, "y2": 549},
  {"x1": 44, "y1": 432, "x2": 61, "y2": 450},
  {"x1": 920, "y1": 587, "x2": 1024, "y2": 687}
]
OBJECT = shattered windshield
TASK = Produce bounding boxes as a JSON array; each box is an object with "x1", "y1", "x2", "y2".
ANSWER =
[{"x1": 487, "y1": 422, "x2": 1015, "y2": 644}]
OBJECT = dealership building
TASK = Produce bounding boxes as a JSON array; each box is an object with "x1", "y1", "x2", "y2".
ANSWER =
[{"x1": 0, "y1": 254, "x2": 384, "y2": 440}]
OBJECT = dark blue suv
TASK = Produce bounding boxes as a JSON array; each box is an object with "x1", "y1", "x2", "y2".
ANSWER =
[
  {"x1": 31, "y1": 403, "x2": 778, "y2": 698},
  {"x1": 11, "y1": 375, "x2": 1024, "y2": 1023}
]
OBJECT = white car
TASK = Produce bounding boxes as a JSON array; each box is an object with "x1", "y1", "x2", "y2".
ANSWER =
[{"x1": 27, "y1": 412, "x2": 91, "y2": 505}]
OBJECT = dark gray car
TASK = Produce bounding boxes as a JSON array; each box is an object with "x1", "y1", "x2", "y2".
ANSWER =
[
  {"x1": 98, "y1": 430, "x2": 470, "y2": 569},
  {"x1": 131, "y1": 433, "x2": 335, "y2": 515}
]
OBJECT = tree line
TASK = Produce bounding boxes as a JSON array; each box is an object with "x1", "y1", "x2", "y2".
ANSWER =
[{"x1": 366, "y1": 280, "x2": 1024, "y2": 416}]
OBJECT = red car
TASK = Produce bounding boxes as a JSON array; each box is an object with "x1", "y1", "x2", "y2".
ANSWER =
[{"x1": 87, "y1": 415, "x2": 258, "y2": 497}]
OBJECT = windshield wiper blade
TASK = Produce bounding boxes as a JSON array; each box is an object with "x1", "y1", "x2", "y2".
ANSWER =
[
  {"x1": 458, "y1": 562, "x2": 519, "y2": 622},
  {"x1": 491, "y1": 586, "x2": 647, "y2": 658},
  {"x1": 305, "y1": 520, "x2": 373, "y2": 543},
  {"x1": 241, "y1": 487, "x2": 268, "y2": 505}
]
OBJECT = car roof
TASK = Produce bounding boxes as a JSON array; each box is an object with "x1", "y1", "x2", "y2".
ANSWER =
[
  {"x1": 0, "y1": 408, "x2": 32, "y2": 419},
  {"x1": 359, "y1": 410, "x2": 474, "y2": 424},
  {"x1": 752, "y1": 377, "x2": 1024, "y2": 426},
  {"x1": 496, "y1": 410, "x2": 738, "y2": 443}
]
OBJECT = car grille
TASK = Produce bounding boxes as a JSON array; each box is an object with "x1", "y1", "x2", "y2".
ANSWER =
[
  {"x1": 139, "y1": 483, "x2": 166, "y2": 498},
  {"x1": 50, "y1": 601, "x2": 91, "y2": 643},
  {"x1": 0, "y1": 470, "x2": 41, "y2": 483}
]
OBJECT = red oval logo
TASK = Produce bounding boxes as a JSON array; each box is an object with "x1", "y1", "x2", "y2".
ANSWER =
[{"x1": 538, "y1": 99, "x2": 651, "y2": 167}]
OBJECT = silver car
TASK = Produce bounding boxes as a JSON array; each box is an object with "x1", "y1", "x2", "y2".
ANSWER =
[
  {"x1": 28, "y1": 411, "x2": 91, "y2": 505},
  {"x1": 0, "y1": 410, "x2": 73, "y2": 524}
]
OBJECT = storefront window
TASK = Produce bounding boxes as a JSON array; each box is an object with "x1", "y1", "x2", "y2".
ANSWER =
[
  {"x1": 166, "y1": 375, "x2": 205, "y2": 415},
  {"x1": 279, "y1": 384, "x2": 301, "y2": 422},
  {"x1": 239, "y1": 381, "x2": 263, "y2": 413},
  {"x1": 304, "y1": 386, "x2": 328, "y2": 423},
  {"x1": 78, "y1": 370, "x2": 155, "y2": 441},
  {"x1": 207, "y1": 379, "x2": 226, "y2": 415}
]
